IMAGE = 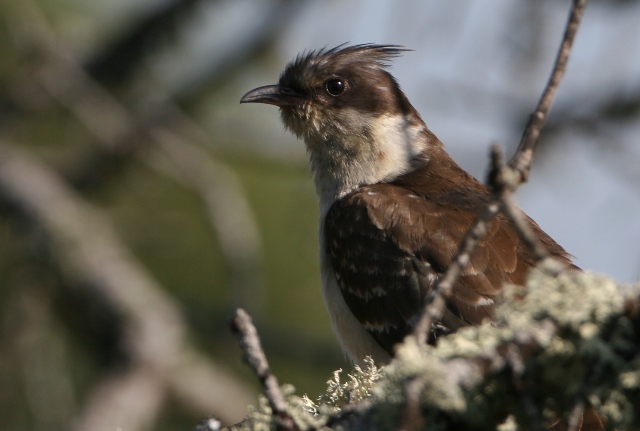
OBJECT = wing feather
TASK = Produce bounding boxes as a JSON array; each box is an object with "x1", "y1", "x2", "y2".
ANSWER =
[{"x1": 324, "y1": 182, "x2": 573, "y2": 356}]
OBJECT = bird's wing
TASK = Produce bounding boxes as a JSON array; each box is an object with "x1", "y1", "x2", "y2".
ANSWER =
[{"x1": 323, "y1": 183, "x2": 533, "y2": 355}]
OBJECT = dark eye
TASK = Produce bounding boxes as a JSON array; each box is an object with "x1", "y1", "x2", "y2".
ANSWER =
[{"x1": 324, "y1": 78, "x2": 347, "y2": 96}]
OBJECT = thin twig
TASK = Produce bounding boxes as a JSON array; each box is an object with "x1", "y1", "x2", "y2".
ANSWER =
[
  {"x1": 411, "y1": 0, "x2": 587, "y2": 347},
  {"x1": 230, "y1": 309, "x2": 299, "y2": 431},
  {"x1": 509, "y1": 0, "x2": 588, "y2": 181},
  {"x1": 412, "y1": 200, "x2": 501, "y2": 346},
  {"x1": 489, "y1": 145, "x2": 563, "y2": 271}
]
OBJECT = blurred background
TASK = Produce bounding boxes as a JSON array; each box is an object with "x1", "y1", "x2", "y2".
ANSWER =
[{"x1": 0, "y1": 0, "x2": 639, "y2": 430}]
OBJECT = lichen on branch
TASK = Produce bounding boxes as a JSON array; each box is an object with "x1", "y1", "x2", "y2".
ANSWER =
[{"x1": 224, "y1": 269, "x2": 640, "y2": 431}]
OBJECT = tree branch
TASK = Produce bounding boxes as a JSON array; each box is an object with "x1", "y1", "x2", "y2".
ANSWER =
[
  {"x1": 412, "y1": 0, "x2": 588, "y2": 347},
  {"x1": 509, "y1": 0, "x2": 588, "y2": 181},
  {"x1": 7, "y1": 0, "x2": 266, "y2": 314},
  {"x1": 230, "y1": 309, "x2": 299, "y2": 431},
  {"x1": 0, "y1": 141, "x2": 254, "y2": 428}
]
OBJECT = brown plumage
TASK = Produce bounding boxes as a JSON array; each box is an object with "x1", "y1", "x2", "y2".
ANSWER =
[
  {"x1": 241, "y1": 44, "x2": 601, "y2": 430},
  {"x1": 324, "y1": 142, "x2": 575, "y2": 354}
]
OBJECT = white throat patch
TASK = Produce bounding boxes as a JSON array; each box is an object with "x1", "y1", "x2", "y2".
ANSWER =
[{"x1": 308, "y1": 111, "x2": 427, "y2": 218}]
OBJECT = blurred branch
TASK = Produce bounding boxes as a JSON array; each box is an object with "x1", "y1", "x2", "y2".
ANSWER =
[
  {"x1": 5, "y1": 288, "x2": 77, "y2": 430},
  {"x1": 536, "y1": 88, "x2": 640, "y2": 196},
  {"x1": 0, "y1": 141, "x2": 255, "y2": 429},
  {"x1": 5, "y1": 0, "x2": 266, "y2": 311},
  {"x1": 546, "y1": 89, "x2": 640, "y2": 132},
  {"x1": 85, "y1": 0, "x2": 211, "y2": 87},
  {"x1": 173, "y1": 0, "x2": 304, "y2": 107},
  {"x1": 148, "y1": 127, "x2": 265, "y2": 312},
  {"x1": 83, "y1": 0, "x2": 303, "y2": 106}
]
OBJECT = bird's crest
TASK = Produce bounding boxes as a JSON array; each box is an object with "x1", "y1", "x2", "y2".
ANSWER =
[{"x1": 279, "y1": 44, "x2": 409, "y2": 88}]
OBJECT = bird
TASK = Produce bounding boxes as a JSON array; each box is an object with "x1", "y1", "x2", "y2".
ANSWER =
[
  {"x1": 240, "y1": 44, "x2": 574, "y2": 365},
  {"x1": 241, "y1": 43, "x2": 607, "y2": 431}
]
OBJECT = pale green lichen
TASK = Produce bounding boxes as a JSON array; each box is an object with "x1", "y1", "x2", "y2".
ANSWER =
[
  {"x1": 240, "y1": 384, "x2": 324, "y2": 431},
  {"x1": 375, "y1": 337, "x2": 467, "y2": 413},
  {"x1": 224, "y1": 269, "x2": 640, "y2": 431},
  {"x1": 314, "y1": 356, "x2": 384, "y2": 411}
]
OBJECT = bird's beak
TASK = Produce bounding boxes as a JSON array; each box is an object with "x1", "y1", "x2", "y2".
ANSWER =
[{"x1": 240, "y1": 85, "x2": 304, "y2": 107}]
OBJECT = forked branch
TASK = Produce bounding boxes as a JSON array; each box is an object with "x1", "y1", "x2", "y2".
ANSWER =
[{"x1": 412, "y1": 0, "x2": 588, "y2": 348}]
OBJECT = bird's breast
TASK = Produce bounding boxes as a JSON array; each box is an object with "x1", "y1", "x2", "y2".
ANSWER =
[{"x1": 318, "y1": 222, "x2": 391, "y2": 365}]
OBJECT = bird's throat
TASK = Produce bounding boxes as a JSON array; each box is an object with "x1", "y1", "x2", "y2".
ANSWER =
[{"x1": 305, "y1": 112, "x2": 430, "y2": 217}]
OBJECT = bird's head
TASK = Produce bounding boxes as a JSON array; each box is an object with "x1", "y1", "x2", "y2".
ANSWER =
[{"x1": 241, "y1": 44, "x2": 440, "y2": 210}]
